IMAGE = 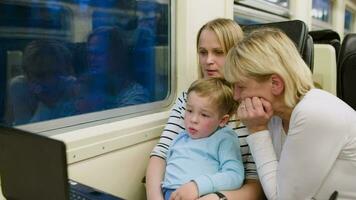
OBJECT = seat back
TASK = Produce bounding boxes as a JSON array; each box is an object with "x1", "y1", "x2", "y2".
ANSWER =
[
  {"x1": 309, "y1": 29, "x2": 341, "y2": 60},
  {"x1": 313, "y1": 44, "x2": 337, "y2": 95},
  {"x1": 243, "y1": 20, "x2": 311, "y2": 70},
  {"x1": 303, "y1": 35, "x2": 315, "y2": 72},
  {"x1": 337, "y1": 33, "x2": 356, "y2": 110}
]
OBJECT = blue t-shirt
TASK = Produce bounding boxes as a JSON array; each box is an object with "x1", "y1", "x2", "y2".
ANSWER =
[{"x1": 162, "y1": 126, "x2": 245, "y2": 196}]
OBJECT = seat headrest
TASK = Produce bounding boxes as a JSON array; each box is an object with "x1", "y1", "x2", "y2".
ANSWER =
[
  {"x1": 243, "y1": 20, "x2": 308, "y2": 54},
  {"x1": 309, "y1": 29, "x2": 340, "y2": 43},
  {"x1": 337, "y1": 33, "x2": 356, "y2": 109},
  {"x1": 243, "y1": 20, "x2": 311, "y2": 70},
  {"x1": 339, "y1": 34, "x2": 356, "y2": 59}
]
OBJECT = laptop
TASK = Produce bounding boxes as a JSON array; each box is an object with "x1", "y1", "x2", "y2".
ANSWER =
[{"x1": 0, "y1": 125, "x2": 124, "y2": 200}]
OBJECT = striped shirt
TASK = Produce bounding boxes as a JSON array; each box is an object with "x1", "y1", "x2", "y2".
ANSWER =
[{"x1": 151, "y1": 92, "x2": 258, "y2": 179}]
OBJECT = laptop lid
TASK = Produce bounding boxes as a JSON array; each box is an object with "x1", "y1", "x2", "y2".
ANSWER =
[{"x1": 0, "y1": 125, "x2": 69, "y2": 200}]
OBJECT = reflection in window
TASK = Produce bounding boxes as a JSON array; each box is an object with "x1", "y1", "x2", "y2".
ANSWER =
[
  {"x1": 344, "y1": 9, "x2": 354, "y2": 33},
  {"x1": 263, "y1": 0, "x2": 289, "y2": 8},
  {"x1": 234, "y1": 4, "x2": 288, "y2": 25},
  {"x1": 234, "y1": 16, "x2": 261, "y2": 25},
  {"x1": 312, "y1": 0, "x2": 332, "y2": 23},
  {"x1": 0, "y1": 0, "x2": 170, "y2": 128},
  {"x1": 235, "y1": 0, "x2": 290, "y2": 18}
]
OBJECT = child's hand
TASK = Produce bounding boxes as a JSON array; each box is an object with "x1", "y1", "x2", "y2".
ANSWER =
[{"x1": 169, "y1": 181, "x2": 199, "y2": 200}]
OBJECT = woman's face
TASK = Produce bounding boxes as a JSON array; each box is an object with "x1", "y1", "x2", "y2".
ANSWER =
[
  {"x1": 198, "y1": 29, "x2": 225, "y2": 78},
  {"x1": 233, "y1": 77, "x2": 273, "y2": 103}
]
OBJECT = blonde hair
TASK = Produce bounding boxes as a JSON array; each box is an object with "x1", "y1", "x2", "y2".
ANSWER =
[
  {"x1": 187, "y1": 77, "x2": 237, "y2": 116},
  {"x1": 196, "y1": 18, "x2": 243, "y2": 78},
  {"x1": 224, "y1": 27, "x2": 314, "y2": 108}
]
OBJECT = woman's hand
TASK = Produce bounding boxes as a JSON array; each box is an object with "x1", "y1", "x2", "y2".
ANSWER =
[
  {"x1": 170, "y1": 181, "x2": 199, "y2": 200},
  {"x1": 238, "y1": 97, "x2": 273, "y2": 134}
]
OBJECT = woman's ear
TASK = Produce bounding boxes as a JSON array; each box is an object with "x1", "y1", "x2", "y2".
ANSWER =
[
  {"x1": 271, "y1": 74, "x2": 285, "y2": 96},
  {"x1": 219, "y1": 114, "x2": 230, "y2": 127}
]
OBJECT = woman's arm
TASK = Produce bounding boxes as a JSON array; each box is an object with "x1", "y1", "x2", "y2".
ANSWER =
[
  {"x1": 198, "y1": 179, "x2": 265, "y2": 200},
  {"x1": 146, "y1": 156, "x2": 166, "y2": 200},
  {"x1": 150, "y1": 92, "x2": 187, "y2": 159}
]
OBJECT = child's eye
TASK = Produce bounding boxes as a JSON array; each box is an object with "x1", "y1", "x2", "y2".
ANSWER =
[
  {"x1": 186, "y1": 109, "x2": 192, "y2": 113},
  {"x1": 201, "y1": 113, "x2": 210, "y2": 117}
]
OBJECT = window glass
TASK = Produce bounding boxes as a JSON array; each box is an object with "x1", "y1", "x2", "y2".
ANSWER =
[
  {"x1": 344, "y1": 9, "x2": 354, "y2": 33},
  {"x1": 312, "y1": 0, "x2": 332, "y2": 23},
  {"x1": 234, "y1": 4, "x2": 288, "y2": 25},
  {"x1": 0, "y1": 0, "x2": 170, "y2": 130},
  {"x1": 263, "y1": 0, "x2": 289, "y2": 8},
  {"x1": 235, "y1": 0, "x2": 290, "y2": 17}
]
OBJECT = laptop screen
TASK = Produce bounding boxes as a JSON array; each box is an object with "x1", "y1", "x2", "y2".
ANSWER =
[{"x1": 0, "y1": 125, "x2": 69, "y2": 200}]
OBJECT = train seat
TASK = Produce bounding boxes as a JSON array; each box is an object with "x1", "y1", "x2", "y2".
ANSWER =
[
  {"x1": 309, "y1": 29, "x2": 341, "y2": 61},
  {"x1": 337, "y1": 33, "x2": 356, "y2": 110},
  {"x1": 313, "y1": 44, "x2": 337, "y2": 95},
  {"x1": 243, "y1": 20, "x2": 314, "y2": 71},
  {"x1": 303, "y1": 35, "x2": 315, "y2": 72}
]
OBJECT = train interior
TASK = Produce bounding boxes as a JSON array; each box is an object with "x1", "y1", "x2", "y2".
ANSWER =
[{"x1": 0, "y1": 0, "x2": 356, "y2": 199}]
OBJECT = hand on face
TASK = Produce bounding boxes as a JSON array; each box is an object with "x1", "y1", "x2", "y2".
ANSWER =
[
  {"x1": 169, "y1": 181, "x2": 199, "y2": 200},
  {"x1": 237, "y1": 97, "x2": 273, "y2": 133}
]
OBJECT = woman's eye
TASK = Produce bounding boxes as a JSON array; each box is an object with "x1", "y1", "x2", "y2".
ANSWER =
[
  {"x1": 198, "y1": 50, "x2": 207, "y2": 55},
  {"x1": 214, "y1": 50, "x2": 224, "y2": 55}
]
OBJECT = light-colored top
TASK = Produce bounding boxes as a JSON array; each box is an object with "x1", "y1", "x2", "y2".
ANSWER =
[
  {"x1": 246, "y1": 89, "x2": 356, "y2": 200},
  {"x1": 151, "y1": 92, "x2": 258, "y2": 179},
  {"x1": 162, "y1": 126, "x2": 244, "y2": 196}
]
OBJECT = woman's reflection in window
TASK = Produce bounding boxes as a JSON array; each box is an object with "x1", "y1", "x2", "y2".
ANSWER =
[{"x1": 78, "y1": 26, "x2": 151, "y2": 113}]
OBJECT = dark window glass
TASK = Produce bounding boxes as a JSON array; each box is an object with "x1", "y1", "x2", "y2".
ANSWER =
[
  {"x1": 344, "y1": 9, "x2": 353, "y2": 32},
  {"x1": 0, "y1": 0, "x2": 170, "y2": 128},
  {"x1": 312, "y1": 0, "x2": 332, "y2": 23}
]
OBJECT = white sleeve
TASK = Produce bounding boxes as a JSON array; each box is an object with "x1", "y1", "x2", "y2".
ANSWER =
[
  {"x1": 247, "y1": 96, "x2": 352, "y2": 200},
  {"x1": 246, "y1": 131, "x2": 278, "y2": 200},
  {"x1": 276, "y1": 104, "x2": 348, "y2": 199}
]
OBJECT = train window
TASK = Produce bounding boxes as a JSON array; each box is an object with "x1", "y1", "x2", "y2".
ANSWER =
[
  {"x1": 0, "y1": 0, "x2": 171, "y2": 133},
  {"x1": 235, "y1": 0, "x2": 290, "y2": 18},
  {"x1": 344, "y1": 9, "x2": 354, "y2": 34},
  {"x1": 312, "y1": 0, "x2": 333, "y2": 30},
  {"x1": 234, "y1": 4, "x2": 288, "y2": 25}
]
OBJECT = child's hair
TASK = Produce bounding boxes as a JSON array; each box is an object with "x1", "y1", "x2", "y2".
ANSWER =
[{"x1": 187, "y1": 77, "x2": 237, "y2": 116}]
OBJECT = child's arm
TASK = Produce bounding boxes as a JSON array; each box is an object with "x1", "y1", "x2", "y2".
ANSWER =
[{"x1": 193, "y1": 130, "x2": 245, "y2": 196}]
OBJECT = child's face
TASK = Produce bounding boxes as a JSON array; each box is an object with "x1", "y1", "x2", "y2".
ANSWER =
[{"x1": 184, "y1": 91, "x2": 228, "y2": 139}]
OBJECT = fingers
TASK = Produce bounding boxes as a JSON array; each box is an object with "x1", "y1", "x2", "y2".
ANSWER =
[
  {"x1": 240, "y1": 97, "x2": 264, "y2": 114},
  {"x1": 237, "y1": 97, "x2": 273, "y2": 133},
  {"x1": 260, "y1": 98, "x2": 274, "y2": 117},
  {"x1": 169, "y1": 191, "x2": 176, "y2": 200}
]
